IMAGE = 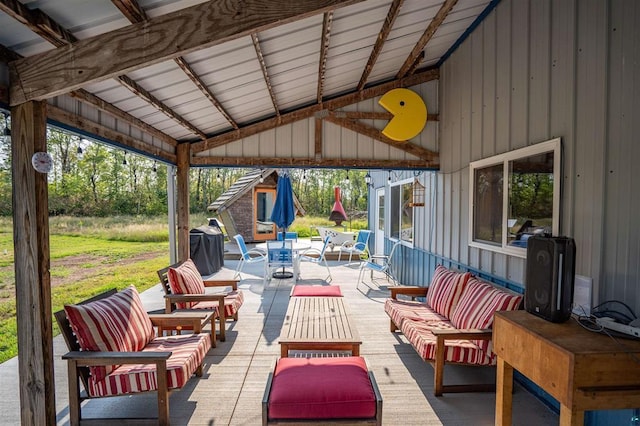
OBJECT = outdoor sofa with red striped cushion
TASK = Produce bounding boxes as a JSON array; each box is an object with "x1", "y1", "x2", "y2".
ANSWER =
[{"x1": 64, "y1": 285, "x2": 211, "y2": 397}]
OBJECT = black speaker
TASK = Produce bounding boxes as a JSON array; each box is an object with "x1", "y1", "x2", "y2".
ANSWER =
[{"x1": 525, "y1": 236, "x2": 576, "y2": 322}]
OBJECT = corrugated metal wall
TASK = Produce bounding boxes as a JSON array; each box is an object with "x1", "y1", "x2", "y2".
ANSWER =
[{"x1": 437, "y1": 0, "x2": 640, "y2": 313}]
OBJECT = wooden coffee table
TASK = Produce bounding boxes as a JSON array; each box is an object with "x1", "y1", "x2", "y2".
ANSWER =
[{"x1": 278, "y1": 296, "x2": 361, "y2": 357}]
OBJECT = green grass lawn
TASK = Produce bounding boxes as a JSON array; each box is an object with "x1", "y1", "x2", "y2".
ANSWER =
[{"x1": 0, "y1": 216, "x2": 172, "y2": 363}]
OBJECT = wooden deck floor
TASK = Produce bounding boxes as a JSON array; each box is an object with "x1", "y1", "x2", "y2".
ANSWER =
[{"x1": 0, "y1": 254, "x2": 559, "y2": 425}]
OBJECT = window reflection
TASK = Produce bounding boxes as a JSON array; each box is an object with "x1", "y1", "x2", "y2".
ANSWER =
[{"x1": 473, "y1": 164, "x2": 503, "y2": 245}]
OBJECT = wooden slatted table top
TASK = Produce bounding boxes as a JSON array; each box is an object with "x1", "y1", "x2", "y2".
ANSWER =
[{"x1": 278, "y1": 296, "x2": 361, "y2": 356}]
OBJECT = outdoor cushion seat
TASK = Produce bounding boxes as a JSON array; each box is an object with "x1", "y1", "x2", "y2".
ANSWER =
[
  {"x1": 88, "y1": 333, "x2": 211, "y2": 397},
  {"x1": 290, "y1": 284, "x2": 343, "y2": 297},
  {"x1": 401, "y1": 319, "x2": 493, "y2": 366},
  {"x1": 384, "y1": 298, "x2": 447, "y2": 329},
  {"x1": 263, "y1": 356, "x2": 382, "y2": 425}
]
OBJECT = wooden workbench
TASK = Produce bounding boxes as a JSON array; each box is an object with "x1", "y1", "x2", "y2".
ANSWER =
[
  {"x1": 493, "y1": 310, "x2": 640, "y2": 426},
  {"x1": 278, "y1": 296, "x2": 361, "y2": 357}
]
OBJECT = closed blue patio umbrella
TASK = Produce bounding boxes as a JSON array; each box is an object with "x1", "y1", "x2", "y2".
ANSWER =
[{"x1": 270, "y1": 171, "x2": 296, "y2": 278}]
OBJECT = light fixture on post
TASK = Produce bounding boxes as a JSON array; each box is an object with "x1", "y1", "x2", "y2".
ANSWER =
[
  {"x1": 302, "y1": 169, "x2": 307, "y2": 181},
  {"x1": 259, "y1": 169, "x2": 264, "y2": 183},
  {"x1": 122, "y1": 151, "x2": 127, "y2": 165},
  {"x1": 152, "y1": 161, "x2": 157, "y2": 173},
  {"x1": 364, "y1": 171, "x2": 372, "y2": 186},
  {"x1": 216, "y1": 168, "x2": 221, "y2": 182},
  {"x1": 387, "y1": 170, "x2": 392, "y2": 184},
  {"x1": 344, "y1": 169, "x2": 350, "y2": 184}
]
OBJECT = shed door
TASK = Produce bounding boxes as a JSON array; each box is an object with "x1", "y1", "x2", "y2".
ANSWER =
[{"x1": 254, "y1": 189, "x2": 276, "y2": 241}]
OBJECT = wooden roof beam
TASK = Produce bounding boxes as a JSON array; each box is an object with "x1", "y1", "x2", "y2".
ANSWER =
[
  {"x1": 112, "y1": 0, "x2": 239, "y2": 130},
  {"x1": 10, "y1": 0, "x2": 365, "y2": 105},
  {"x1": 192, "y1": 68, "x2": 439, "y2": 153},
  {"x1": 47, "y1": 104, "x2": 176, "y2": 164},
  {"x1": 251, "y1": 33, "x2": 280, "y2": 116},
  {"x1": 111, "y1": 0, "x2": 148, "y2": 22},
  {"x1": 0, "y1": 0, "x2": 76, "y2": 46},
  {"x1": 396, "y1": 0, "x2": 458, "y2": 79},
  {"x1": 316, "y1": 11, "x2": 333, "y2": 104},
  {"x1": 117, "y1": 75, "x2": 206, "y2": 140},
  {"x1": 191, "y1": 155, "x2": 433, "y2": 170},
  {"x1": 324, "y1": 114, "x2": 438, "y2": 166},
  {"x1": 357, "y1": 0, "x2": 404, "y2": 91}
]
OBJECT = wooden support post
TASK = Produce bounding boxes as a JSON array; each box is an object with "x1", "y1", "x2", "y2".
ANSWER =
[
  {"x1": 176, "y1": 143, "x2": 190, "y2": 262},
  {"x1": 11, "y1": 101, "x2": 56, "y2": 425}
]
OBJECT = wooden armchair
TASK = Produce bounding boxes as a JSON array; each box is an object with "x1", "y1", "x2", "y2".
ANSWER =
[
  {"x1": 157, "y1": 259, "x2": 243, "y2": 342},
  {"x1": 55, "y1": 287, "x2": 211, "y2": 425}
]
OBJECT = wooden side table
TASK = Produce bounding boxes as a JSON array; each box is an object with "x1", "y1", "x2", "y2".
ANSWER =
[{"x1": 493, "y1": 310, "x2": 640, "y2": 426}]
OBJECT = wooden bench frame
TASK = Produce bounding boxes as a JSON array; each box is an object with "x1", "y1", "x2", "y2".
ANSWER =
[
  {"x1": 157, "y1": 262, "x2": 241, "y2": 342},
  {"x1": 388, "y1": 285, "x2": 520, "y2": 396},
  {"x1": 55, "y1": 289, "x2": 209, "y2": 425}
]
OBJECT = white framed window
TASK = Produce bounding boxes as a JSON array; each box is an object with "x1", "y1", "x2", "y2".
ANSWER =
[
  {"x1": 389, "y1": 178, "x2": 414, "y2": 245},
  {"x1": 468, "y1": 138, "x2": 561, "y2": 257}
]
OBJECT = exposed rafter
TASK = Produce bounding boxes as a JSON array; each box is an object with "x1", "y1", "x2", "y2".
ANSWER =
[
  {"x1": 0, "y1": 1, "x2": 179, "y2": 145},
  {"x1": 10, "y1": 0, "x2": 365, "y2": 105},
  {"x1": 47, "y1": 105, "x2": 176, "y2": 164},
  {"x1": 251, "y1": 32, "x2": 280, "y2": 116},
  {"x1": 331, "y1": 110, "x2": 439, "y2": 121},
  {"x1": 357, "y1": 0, "x2": 404, "y2": 91},
  {"x1": 112, "y1": 0, "x2": 239, "y2": 130},
  {"x1": 407, "y1": 51, "x2": 425, "y2": 76},
  {"x1": 111, "y1": 0, "x2": 148, "y2": 22},
  {"x1": 67, "y1": 89, "x2": 176, "y2": 146},
  {"x1": 324, "y1": 114, "x2": 438, "y2": 165},
  {"x1": 0, "y1": 0, "x2": 76, "y2": 46},
  {"x1": 117, "y1": 75, "x2": 207, "y2": 140},
  {"x1": 316, "y1": 11, "x2": 334, "y2": 104},
  {"x1": 192, "y1": 68, "x2": 439, "y2": 153},
  {"x1": 396, "y1": 0, "x2": 458, "y2": 79}
]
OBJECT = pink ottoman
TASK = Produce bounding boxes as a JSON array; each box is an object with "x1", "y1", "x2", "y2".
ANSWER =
[
  {"x1": 262, "y1": 356, "x2": 382, "y2": 425},
  {"x1": 290, "y1": 285, "x2": 343, "y2": 297}
]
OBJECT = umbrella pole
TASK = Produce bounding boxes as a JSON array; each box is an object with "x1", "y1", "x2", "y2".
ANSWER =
[{"x1": 272, "y1": 228, "x2": 293, "y2": 279}]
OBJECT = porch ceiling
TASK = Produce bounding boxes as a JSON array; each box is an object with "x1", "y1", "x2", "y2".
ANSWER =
[{"x1": 0, "y1": 0, "x2": 495, "y2": 169}]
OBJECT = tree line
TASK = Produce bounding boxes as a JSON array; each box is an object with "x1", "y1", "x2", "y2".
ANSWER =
[{"x1": 0, "y1": 120, "x2": 369, "y2": 218}]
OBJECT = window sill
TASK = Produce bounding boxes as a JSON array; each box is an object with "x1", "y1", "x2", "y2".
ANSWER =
[{"x1": 469, "y1": 241, "x2": 527, "y2": 259}]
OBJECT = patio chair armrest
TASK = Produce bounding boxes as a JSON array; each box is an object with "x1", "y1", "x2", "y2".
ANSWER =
[
  {"x1": 62, "y1": 350, "x2": 172, "y2": 366},
  {"x1": 248, "y1": 248, "x2": 267, "y2": 257},
  {"x1": 431, "y1": 328, "x2": 493, "y2": 341},
  {"x1": 390, "y1": 286, "x2": 428, "y2": 300},
  {"x1": 203, "y1": 279, "x2": 239, "y2": 290},
  {"x1": 300, "y1": 248, "x2": 321, "y2": 257},
  {"x1": 148, "y1": 313, "x2": 210, "y2": 333}
]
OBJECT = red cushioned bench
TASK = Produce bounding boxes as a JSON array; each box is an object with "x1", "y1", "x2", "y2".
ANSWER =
[
  {"x1": 262, "y1": 356, "x2": 382, "y2": 425},
  {"x1": 290, "y1": 284, "x2": 343, "y2": 297}
]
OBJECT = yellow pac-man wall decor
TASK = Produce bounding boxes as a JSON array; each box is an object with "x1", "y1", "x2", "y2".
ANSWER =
[{"x1": 378, "y1": 88, "x2": 427, "y2": 141}]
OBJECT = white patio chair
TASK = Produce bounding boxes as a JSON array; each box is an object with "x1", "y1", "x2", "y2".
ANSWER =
[
  {"x1": 266, "y1": 239, "x2": 296, "y2": 284},
  {"x1": 297, "y1": 236, "x2": 332, "y2": 282},
  {"x1": 357, "y1": 241, "x2": 402, "y2": 288}
]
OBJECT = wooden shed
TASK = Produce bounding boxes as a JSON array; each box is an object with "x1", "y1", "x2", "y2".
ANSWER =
[{"x1": 208, "y1": 169, "x2": 305, "y2": 242}]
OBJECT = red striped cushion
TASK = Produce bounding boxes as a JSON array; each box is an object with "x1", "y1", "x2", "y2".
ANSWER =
[
  {"x1": 64, "y1": 286, "x2": 155, "y2": 382},
  {"x1": 426, "y1": 265, "x2": 471, "y2": 318},
  {"x1": 401, "y1": 319, "x2": 492, "y2": 365},
  {"x1": 188, "y1": 290, "x2": 245, "y2": 317},
  {"x1": 87, "y1": 333, "x2": 211, "y2": 397},
  {"x1": 384, "y1": 299, "x2": 447, "y2": 329},
  {"x1": 168, "y1": 259, "x2": 206, "y2": 309}
]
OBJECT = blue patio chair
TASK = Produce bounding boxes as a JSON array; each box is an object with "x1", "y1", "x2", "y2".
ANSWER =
[
  {"x1": 357, "y1": 241, "x2": 401, "y2": 288},
  {"x1": 266, "y1": 239, "x2": 295, "y2": 284},
  {"x1": 338, "y1": 230, "x2": 372, "y2": 263},
  {"x1": 297, "y1": 236, "x2": 332, "y2": 282},
  {"x1": 233, "y1": 234, "x2": 267, "y2": 279},
  {"x1": 276, "y1": 231, "x2": 298, "y2": 241}
]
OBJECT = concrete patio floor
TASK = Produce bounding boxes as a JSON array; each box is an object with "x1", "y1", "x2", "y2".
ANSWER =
[{"x1": 0, "y1": 254, "x2": 559, "y2": 425}]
